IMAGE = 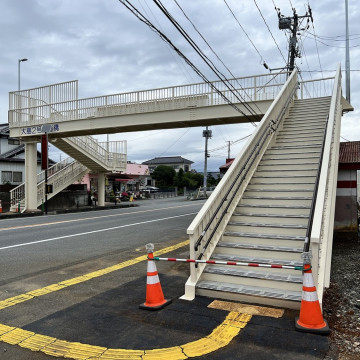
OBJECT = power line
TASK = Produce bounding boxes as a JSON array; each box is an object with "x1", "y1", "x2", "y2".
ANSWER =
[
  {"x1": 151, "y1": 0, "x2": 262, "y2": 124},
  {"x1": 172, "y1": 0, "x2": 264, "y2": 116},
  {"x1": 118, "y1": 0, "x2": 260, "y2": 126},
  {"x1": 253, "y1": 0, "x2": 287, "y2": 64},
  {"x1": 138, "y1": 0, "x2": 197, "y2": 84},
  {"x1": 223, "y1": 0, "x2": 264, "y2": 64}
]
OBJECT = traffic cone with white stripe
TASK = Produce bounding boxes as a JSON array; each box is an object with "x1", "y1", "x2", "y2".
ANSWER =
[
  {"x1": 0, "y1": 200, "x2": 2, "y2": 213},
  {"x1": 139, "y1": 243, "x2": 172, "y2": 311},
  {"x1": 295, "y1": 255, "x2": 330, "y2": 334}
]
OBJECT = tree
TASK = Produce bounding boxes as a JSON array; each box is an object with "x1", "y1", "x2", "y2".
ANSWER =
[
  {"x1": 207, "y1": 174, "x2": 217, "y2": 187},
  {"x1": 174, "y1": 168, "x2": 185, "y2": 188},
  {"x1": 152, "y1": 165, "x2": 176, "y2": 188},
  {"x1": 183, "y1": 172, "x2": 203, "y2": 189}
]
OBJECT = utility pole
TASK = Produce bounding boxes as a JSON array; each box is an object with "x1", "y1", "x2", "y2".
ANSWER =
[
  {"x1": 227, "y1": 141, "x2": 231, "y2": 159},
  {"x1": 276, "y1": 6, "x2": 313, "y2": 74},
  {"x1": 203, "y1": 127, "x2": 212, "y2": 196},
  {"x1": 345, "y1": 0, "x2": 351, "y2": 103}
]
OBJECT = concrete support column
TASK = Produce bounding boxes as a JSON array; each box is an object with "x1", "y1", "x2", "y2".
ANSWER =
[
  {"x1": 98, "y1": 172, "x2": 105, "y2": 207},
  {"x1": 25, "y1": 141, "x2": 38, "y2": 211}
]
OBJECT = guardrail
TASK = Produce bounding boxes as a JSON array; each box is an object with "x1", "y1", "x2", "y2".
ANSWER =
[{"x1": 181, "y1": 70, "x2": 300, "y2": 301}]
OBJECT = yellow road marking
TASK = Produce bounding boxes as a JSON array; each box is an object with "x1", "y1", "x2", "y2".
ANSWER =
[
  {"x1": 0, "y1": 240, "x2": 252, "y2": 359},
  {"x1": 209, "y1": 300, "x2": 285, "y2": 318},
  {"x1": 0, "y1": 203, "x2": 201, "y2": 232},
  {"x1": 0, "y1": 312, "x2": 251, "y2": 359},
  {"x1": 0, "y1": 240, "x2": 190, "y2": 310}
]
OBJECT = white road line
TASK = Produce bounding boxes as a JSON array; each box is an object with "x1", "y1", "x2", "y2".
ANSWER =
[
  {"x1": 0, "y1": 204, "x2": 202, "y2": 232},
  {"x1": 0, "y1": 212, "x2": 197, "y2": 251}
]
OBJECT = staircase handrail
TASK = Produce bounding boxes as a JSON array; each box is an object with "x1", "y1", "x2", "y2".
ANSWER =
[
  {"x1": 182, "y1": 71, "x2": 299, "y2": 300},
  {"x1": 37, "y1": 161, "x2": 88, "y2": 205},
  {"x1": 188, "y1": 70, "x2": 298, "y2": 261},
  {"x1": 304, "y1": 65, "x2": 342, "y2": 296},
  {"x1": 195, "y1": 77, "x2": 299, "y2": 258},
  {"x1": 10, "y1": 157, "x2": 81, "y2": 208}
]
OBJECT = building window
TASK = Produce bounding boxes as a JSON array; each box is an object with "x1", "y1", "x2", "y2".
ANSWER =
[
  {"x1": 1, "y1": 171, "x2": 12, "y2": 184},
  {"x1": 13, "y1": 171, "x2": 23, "y2": 183}
]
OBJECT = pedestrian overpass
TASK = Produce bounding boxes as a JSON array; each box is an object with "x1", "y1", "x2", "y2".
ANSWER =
[{"x1": 8, "y1": 66, "x2": 352, "y2": 308}]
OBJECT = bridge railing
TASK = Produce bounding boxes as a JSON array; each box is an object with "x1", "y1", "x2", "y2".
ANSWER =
[
  {"x1": 298, "y1": 76, "x2": 335, "y2": 99},
  {"x1": 9, "y1": 72, "x2": 289, "y2": 128}
]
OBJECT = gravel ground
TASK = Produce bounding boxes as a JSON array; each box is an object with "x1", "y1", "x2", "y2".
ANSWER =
[{"x1": 323, "y1": 233, "x2": 360, "y2": 359}]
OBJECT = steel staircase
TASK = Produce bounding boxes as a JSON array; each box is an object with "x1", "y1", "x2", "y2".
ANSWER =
[
  {"x1": 182, "y1": 67, "x2": 343, "y2": 309},
  {"x1": 10, "y1": 136, "x2": 127, "y2": 212},
  {"x1": 196, "y1": 97, "x2": 331, "y2": 309}
]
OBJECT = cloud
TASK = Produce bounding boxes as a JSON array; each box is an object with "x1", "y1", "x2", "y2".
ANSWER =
[{"x1": 1, "y1": 0, "x2": 359, "y2": 172}]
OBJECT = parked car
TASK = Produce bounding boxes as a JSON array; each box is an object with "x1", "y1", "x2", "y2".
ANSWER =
[
  {"x1": 198, "y1": 186, "x2": 216, "y2": 197},
  {"x1": 140, "y1": 186, "x2": 159, "y2": 193}
]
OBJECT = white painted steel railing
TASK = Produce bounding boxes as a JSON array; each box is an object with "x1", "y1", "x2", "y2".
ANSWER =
[
  {"x1": 181, "y1": 70, "x2": 300, "y2": 301},
  {"x1": 10, "y1": 157, "x2": 88, "y2": 211},
  {"x1": 37, "y1": 160, "x2": 88, "y2": 206},
  {"x1": 9, "y1": 73, "x2": 289, "y2": 128},
  {"x1": 64, "y1": 137, "x2": 127, "y2": 172},
  {"x1": 298, "y1": 77, "x2": 335, "y2": 99},
  {"x1": 98, "y1": 141, "x2": 127, "y2": 171},
  {"x1": 309, "y1": 65, "x2": 342, "y2": 303}
]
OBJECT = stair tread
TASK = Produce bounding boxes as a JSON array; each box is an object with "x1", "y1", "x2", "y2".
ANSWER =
[
  {"x1": 237, "y1": 204, "x2": 310, "y2": 209},
  {"x1": 218, "y1": 241, "x2": 303, "y2": 253},
  {"x1": 228, "y1": 221, "x2": 307, "y2": 229},
  {"x1": 203, "y1": 265, "x2": 303, "y2": 283},
  {"x1": 212, "y1": 253, "x2": 303, "y2": 266},
  {"x1": 224, "y1": 231, "x2": 305, "y2": 241},
  {"x1": 243, "y1": 195, "x2": 312, "y2": 200},
  {"x1": 196, "y1": 280, "x2": 302, "y2": 301},
  {"x1": 233, "y1": 212, "x2": 309, "y2": 219}
]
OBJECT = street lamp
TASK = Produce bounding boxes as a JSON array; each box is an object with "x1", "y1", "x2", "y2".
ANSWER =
[{"x1": 18, "y1": 58, "x2": 28, "y2": 91}]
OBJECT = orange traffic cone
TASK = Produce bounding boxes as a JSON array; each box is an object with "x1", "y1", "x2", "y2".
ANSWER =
[
  {"x1": 139, "y1": 243, "x2": 171, "y2": 311},
  {"x1": 295, "y1": 262, "x2": 330, "y2": 334},
  {"x1": 0, "y1": 200, "x2": 2, "y2": 213}
]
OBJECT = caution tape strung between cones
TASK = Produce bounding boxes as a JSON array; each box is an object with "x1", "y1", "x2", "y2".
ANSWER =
[{"x1": 149, "y1": 255, "x2": 305, "y2": 271}]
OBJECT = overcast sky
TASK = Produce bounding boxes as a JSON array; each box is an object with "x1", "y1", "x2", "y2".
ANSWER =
[{"x1": 0, "y1": 0, "x2": 359, "y2": 171}]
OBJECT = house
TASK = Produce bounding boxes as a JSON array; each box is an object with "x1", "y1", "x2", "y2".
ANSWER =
[
  {"x1": 108, "y1": 162, "x2": 151, "y2": 192},
  {"x1": 142, "y1": 156, "x2": 193, "y2": 173},
  {"x1": 334, "y1": 141, "x2": 360, "y2": 232},
  {"x1": 219, "y1": 158, "x2": 234, "y2": 177},
  {"x1": 0, "y1": 123, "x2": 55, "y2": 185}
]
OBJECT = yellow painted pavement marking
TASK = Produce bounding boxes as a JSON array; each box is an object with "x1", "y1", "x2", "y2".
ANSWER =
[
  {"x1": 0, "y1": 312, "x2": 251, "y2": 359},
  {"x1": 209, "y1": 300, "x2": 285, "y2": 318},
  {"x1": 0, "y1": 240, "x2": 252, "y2": 359},
  {"x1": 0, "y1": 204, "x2": 200, "y2": 232},
  {"x1": 0, "y1": 240, "x2": 189, "y2": 310}
]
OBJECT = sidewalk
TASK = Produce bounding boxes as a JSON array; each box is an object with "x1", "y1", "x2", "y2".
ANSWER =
[{"x1": 0, "y1": 202, "x2": 139, "y2": 220}]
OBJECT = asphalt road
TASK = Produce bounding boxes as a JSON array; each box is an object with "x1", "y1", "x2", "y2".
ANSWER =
[
  {"x1": 0, "y1": 198, "x2": 204, "y2": 286},
  {"x1": 0, "y1": 197, "x2": 329, "y2": 360}
]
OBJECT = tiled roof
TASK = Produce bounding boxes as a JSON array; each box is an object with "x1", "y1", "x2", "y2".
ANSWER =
[
  {"x1": 142, "y1": 156, "x2": 193, "y2": 165},
  {"x1": 339, "y1": 141, "x2": 360, "y2": 164}
]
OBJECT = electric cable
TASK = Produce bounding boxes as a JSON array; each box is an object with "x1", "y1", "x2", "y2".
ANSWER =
[
  {"x1": 253, "y1": 0, "x2": 287, "y2": 64},
  {"x1": 172, "y1": 0, "x2": 264, "y2": 115},
  {"x1": 118, "y1": 0, "x2": 260, "y2": 127},
  {"x1": 152, "y1": 0, "x2": 262, "y2": 124}
]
